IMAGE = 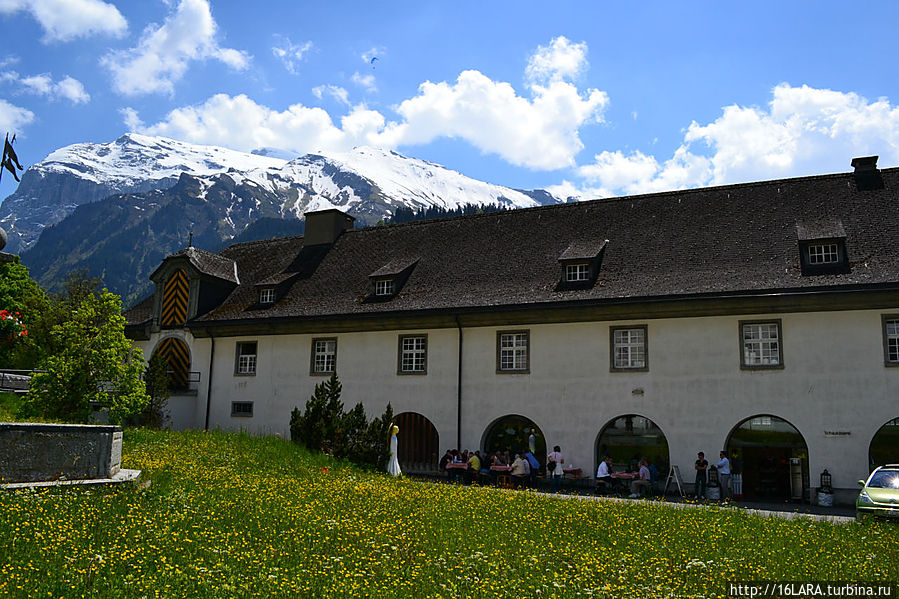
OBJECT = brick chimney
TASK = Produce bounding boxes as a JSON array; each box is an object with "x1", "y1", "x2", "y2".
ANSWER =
[
  {"x1": 303, "y1": 209, "x2": 355, "y2": 246},
  {"x1": 850, "y1": 155, "x2": 883, "y2": 191}
]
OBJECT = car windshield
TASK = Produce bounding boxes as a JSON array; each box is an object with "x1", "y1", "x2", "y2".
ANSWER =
[{"x1": 868, "y1": 470, "x2": 899, "y2": 489}]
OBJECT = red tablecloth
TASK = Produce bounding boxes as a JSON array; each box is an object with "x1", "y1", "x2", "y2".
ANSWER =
[
  {"x1": 563, "y1": 468, "x2": 583, "y2": 477},
  {"x1": 490, "y1": 465, "x2": 512, "y2": 472},
  {"x1": 445, "y1": 462, "x2": 468, "y2": 470},
  {"x1": 611, "y1": 472, "x2": 637, "y2": 479}
]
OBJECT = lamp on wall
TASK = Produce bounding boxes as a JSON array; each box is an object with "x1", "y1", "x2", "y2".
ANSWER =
[{"x1": 820, "y1": 469, "x2": 833, "y2": 493}]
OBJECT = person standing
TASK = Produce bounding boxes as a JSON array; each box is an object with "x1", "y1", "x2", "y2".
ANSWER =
[
  {"x1": 547, "y1": 445, "x2": 565, "y2": 493},
  {"x1": 524, "y1": 450, "x2": 539, "y2": 487},
  {"x1": 694, "y1": 451, "x2": 709, "y2": 499},
  {"x1": 717, "y1": 451, "x2": 731, "y2": 500},
  {"x1": 387, "y1": 425, "x2": 401, "y2": 477}
]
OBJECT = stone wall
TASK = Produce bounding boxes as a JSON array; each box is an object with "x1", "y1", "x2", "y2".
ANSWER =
[{"x1": 0, "y1": 423, "x2": 122, "y2": 483}]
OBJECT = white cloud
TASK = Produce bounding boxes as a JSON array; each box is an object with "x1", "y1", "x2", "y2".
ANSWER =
[
  {"x1": 0, "y1": 99, "x2": 34, "y2": 134},
  {"x1": 525, "y1": 36, "x2": 588, "y2": 85},
  {"x1": 351, "y1": 72, "x2": 377, "y2": 93},
  {"x1": 272, "y1": 37, "x2": 313, "y2": 75},
  {"x1": 574, "y1": 83, "x2": 899, "y2": 197},
  {"x1": 379, "y1": 70, "x2": 608, "y2": 170},
  {"x1": 0, "y1": 0, "x2": 126, "y2": 42},
  {"x1": 127, "y1": 37, "x2": 608, "y2": 171},
  {"x1": 120, "y1": 107, "x2": 144, "y2": 131},
  {"x1": 101, "y1": 0, "x2": 249, "y2": 96},
  {"x1": 127, "y1": 93, "x2": 387, "y2": 154},
  {"x1": 312, "y1": 85, "x2": 350, "y2": 106},
  {"x1": 2, "y1": 71, "x2": 89, "y2": 103}
]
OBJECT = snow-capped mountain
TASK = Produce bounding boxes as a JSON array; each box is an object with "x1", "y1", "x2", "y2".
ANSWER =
[{"x1": 0, "y1": 133, "x2": 559, "y2": 254}]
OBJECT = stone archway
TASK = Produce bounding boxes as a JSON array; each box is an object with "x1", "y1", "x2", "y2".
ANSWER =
[
  {"x1": 393, "y1": 412, "x2": 439, "y2": 472},
  {"x1": 726, "y1": 414, "x2": 808, "y2": 501},
  {"x1": 595, "y1": 414, "x2": 670, "y2": 475},
  {"x1": 869, "y1": 418, "x2": 899, "y2": 471},
  {"x1": 153, "y1": 337, "x2": 191, "y2": 391},
  {"x1": 482, "y1": 414, "x2": 547, "y2": 471}
]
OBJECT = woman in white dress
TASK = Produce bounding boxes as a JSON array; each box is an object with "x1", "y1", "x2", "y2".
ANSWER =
[{"x1": 387, "y1": 424, "x2": 402, "y2": 477}]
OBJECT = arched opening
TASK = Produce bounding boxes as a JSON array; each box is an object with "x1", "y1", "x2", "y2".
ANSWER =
[
  {"x1": 726, "y1": 415, "x2": 808, "y2": 501},
  {"x1": 482, "y1": 415, "x2": 547, "y2": 472},
  {"x1": 869, "y1": 418, "x2": 899, "y2": 471},
  {"x1": 595, "y1": 415, "x2": 669, "y2": 475},
  {"x1": 393, "y1": 412, "x2": 439, "y2": 473},
  {"x1": 153, "y1": 337, "x2": 191, "y2": 391}
]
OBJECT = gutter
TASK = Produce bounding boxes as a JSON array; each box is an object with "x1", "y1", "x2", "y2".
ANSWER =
[
  {"x1": 455, "y1": 315, "x2": 463, "y2": 451},
  {"x1": 203, "y1": 334, "x2": 215, "y2": 431}
]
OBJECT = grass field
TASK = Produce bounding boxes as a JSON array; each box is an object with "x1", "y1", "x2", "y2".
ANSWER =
[{"x1": 0, "y1": 429, "x2": 896, "y2": 598}]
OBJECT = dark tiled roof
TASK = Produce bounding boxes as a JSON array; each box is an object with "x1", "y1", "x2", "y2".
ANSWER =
[
  {"x1": 796, "y1": 218, "x2": 846, "y2": 240},
  {"x1": 129, "y1": 167, "x2": 899, "y2": 326},
  {"x1": 123, "y1": 294, "x2": 154, "y2": 326},
  {"x1": 369, "y1": 257, "x2": 419, "y2": 278},
  {"x1": 558, "y1": 239, "x2": 608, "y2": 261},
  {"x1": 155, "y1": 247, "x2": 239, "y2": 284}
]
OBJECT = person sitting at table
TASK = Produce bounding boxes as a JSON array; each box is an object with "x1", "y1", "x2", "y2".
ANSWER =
[
  {"x1": 439, "y1": 449, "x2": 452, "y2": 474},
  {"x1": 510, "y1": 453, "x2": 528, "y2": 487},
  {"x1": 629, "y1": 458, "x2": 652, "y2": 498},
  {"x1": 596, "y1": 455, "x2": 613, "y2": 494},
  {"x1": 493, "y1": 451, "x2": 506, "y2": 466},
  {"x1": 467, "y1": 450, "x2": 481, "y2": 484}
]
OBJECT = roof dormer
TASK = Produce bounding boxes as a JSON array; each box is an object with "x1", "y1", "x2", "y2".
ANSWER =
[
  {"x1": 149, "y1": 247, "x2": 239, "y2": 328},
  {"x1": 367, "y1": 258, "x2": 419, "y2": 302},
  {"x1": 556, "y1": 240, "x2": 607, "y2": 290},
  {"x1": 796, "y1": 219, "x2": 850, "y2": 276}
]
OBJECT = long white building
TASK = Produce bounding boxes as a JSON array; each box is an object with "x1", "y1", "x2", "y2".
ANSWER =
[{"x1": 126, "y1": 157, "x2": 899, "y2": 504}]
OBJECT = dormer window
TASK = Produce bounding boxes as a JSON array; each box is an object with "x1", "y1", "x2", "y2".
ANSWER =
[
  {"x1": 807, "y1": 243, "x2": 839, "y2": 265},
  {"x1": 259, "y1": 288, "x2": 275, "y2": 304},
  {"x1": 796, "y1": 219, "x2": 849, "y2": 276},
  {"x1": 367, "y1": 258, "x2": 419, "y2": 302},
  {"x1": 566, "y1": 263, "x2": 590, "y2": 282},
  {"x1": 374, "y1": 279, "x2": 395, "y2": 296},
  {"x1": 556, "y1": 240, "x2": 607, "y2": 291}
]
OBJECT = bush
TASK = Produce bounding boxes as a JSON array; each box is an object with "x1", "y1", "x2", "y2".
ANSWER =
[{"x1": 290, "y1": 374, "x2": 393, "y2": 469}]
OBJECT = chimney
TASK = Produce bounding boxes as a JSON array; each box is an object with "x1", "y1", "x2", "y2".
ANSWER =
[
  {"x1": 851, "y1": 155, "x2": 884, "y2": 191},
  {"x1": 303, "y1": 209, "x2": 355, "y2": 246}
]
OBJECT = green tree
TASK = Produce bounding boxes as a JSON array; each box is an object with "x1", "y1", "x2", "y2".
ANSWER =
[
  {"x1": 27, "y1": 290, "x2": 149, "y2": 424},
  {"x1": 140, "y1": 352, "x2": 170, "y2": 428},
  {"x1": 0, "y1": 258, "x2": 50, "y2": 369}
]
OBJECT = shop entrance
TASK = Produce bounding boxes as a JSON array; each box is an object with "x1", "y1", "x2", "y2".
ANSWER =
[{"x1": 726, "y1": 415, "x2": 808, "y2": 501}]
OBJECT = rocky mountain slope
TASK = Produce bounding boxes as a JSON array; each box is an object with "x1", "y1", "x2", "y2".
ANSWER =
[{"x1": 2, "y1": 134, "x2": 566, "y2": 302}]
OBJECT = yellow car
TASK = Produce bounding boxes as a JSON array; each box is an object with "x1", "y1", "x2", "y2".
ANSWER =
[{"x1": 857, "y1": 465, "x2": 899, "y2": 520}]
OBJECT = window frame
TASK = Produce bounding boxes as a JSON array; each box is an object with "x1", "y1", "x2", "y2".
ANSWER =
[
  {"x1": 565, "y1": 263, "x2": 590, "y2": 282},
  {"x1": 259, "y1": 288, "x2": 275, "y2": 304},
  {"x1": 231, "y1": 401, "x2": 254, "y2": 417},
  {"x1": 739, "y1": 319, "x2": 784, "y2": 370},
  {"x1": 234, "y1": 341, "x2": 257, "y2": 376},
  {"x1": 882, "y1": 314, "x2": 899, "y2": 367},
  {"x1": 496, "y1": 330, "x2": 530, "y2": 374},
  {"x1": 310, "y1": 337, "x2": 338, "y2": 376},
  {"x1": 609, "y1": 325, "x2": 649, "y2": 372},
  {"x1": 374, "y1": 279, "x2": 396, "y2": 297},
  {"x1": 807, "y1": 242, "x2": 840, "y2": 265},
  {"x1": 397, "y1": 334, "x2": 428, "y2": 375}
]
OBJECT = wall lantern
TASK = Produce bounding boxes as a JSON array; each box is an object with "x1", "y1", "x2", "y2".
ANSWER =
[{"x1": 820, "y1": 469, "x2": 832, "y2": 493}]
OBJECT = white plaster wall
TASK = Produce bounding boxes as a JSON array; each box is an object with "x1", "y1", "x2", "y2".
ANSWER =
[
  {"x1": 149, "y1": 307, "x2": 898, "y2": 495},
  {"x1": 135, "y1": 331, "x2": 210, "y2": 430}
]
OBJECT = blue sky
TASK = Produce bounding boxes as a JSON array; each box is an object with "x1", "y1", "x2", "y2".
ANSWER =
[{"x1": 2, "y1": 0, "x2": 899, "y2": 202}]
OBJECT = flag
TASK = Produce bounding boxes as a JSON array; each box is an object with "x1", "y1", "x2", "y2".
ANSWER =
[{"x1": 1, "y1": 134, "x2": 23, "y2": 183}]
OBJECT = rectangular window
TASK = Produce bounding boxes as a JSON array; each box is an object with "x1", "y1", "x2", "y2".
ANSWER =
[
  {"x1": 565, "y1": 263, "x2": 590, "y2": 282},
  {"x1": 808, "y1": 243, "x2": 839, "y2": 264},
  {"x1": 259, "y1": 288, "x2": 275, "y2": 303},
  {"x1": 311, "y1": 338, "x2": 337, "y2": 375},
  {"x1": 398, "y1": 335, "x2": 427, "y2": 374},
  {"x1": 231, "y1": 401, "x2": 253, "y2": 417},
  {"x1": 497, "y1": 330, "x2": 529, "y2": 373},
  {"x1": 235, "y1": 341, "x2": 257, "y2": 375},
  {"x1": 884, "y1": 316, "x2": 899, "y2": 366},
  {"x1": 375, "y1": 279, "x2": 395, "y2": 296},
  {"x1": 740, "y1": 320, "x2": 783, "y2": 369},
  {"x1": 611, "y1": 326, "x2": 648, "y2": 371}
]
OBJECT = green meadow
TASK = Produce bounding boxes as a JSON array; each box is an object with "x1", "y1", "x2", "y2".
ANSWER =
[{"x1": 0, "y1": 429, "x2": 896, "y2": 598}]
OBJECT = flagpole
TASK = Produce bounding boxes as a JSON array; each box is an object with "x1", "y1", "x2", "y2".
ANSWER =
[{"x1": 0, "y1": 132, "x2": 7, "y2": 186}]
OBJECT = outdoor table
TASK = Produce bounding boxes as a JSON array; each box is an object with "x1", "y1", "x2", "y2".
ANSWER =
[
  {"x1": 445, "y1": 462, "x2": 468, "y2": 482},
  {"x1": 489, "y1": 465, "x2": 512, "y2": 487},
  {"x1": 489, "y1": 465, "x2": 511, "y2": 472},
  {"x1": 610, "y1": 471, "x2": 637, "y2": 493},
  {"x1": 563, "y1": 468, "x2": 583, "y2": 478}
]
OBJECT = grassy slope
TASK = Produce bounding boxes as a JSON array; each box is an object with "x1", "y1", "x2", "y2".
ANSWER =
[{"x1": 0, "y1": 429, "x2": 896, "y2": 598}]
